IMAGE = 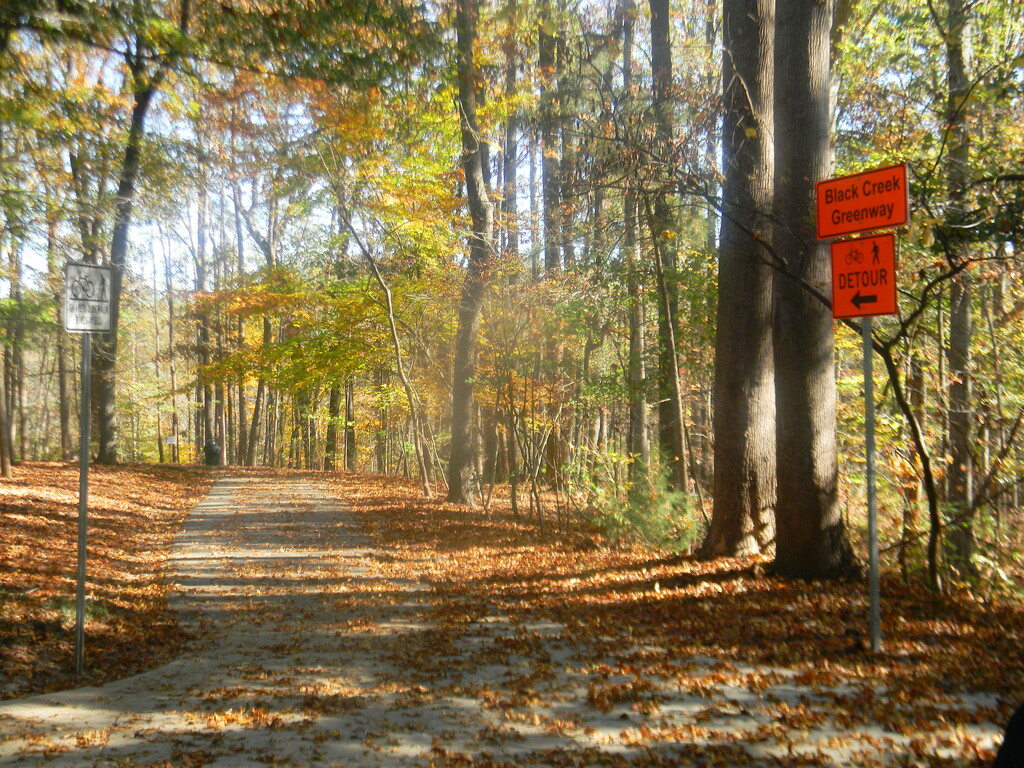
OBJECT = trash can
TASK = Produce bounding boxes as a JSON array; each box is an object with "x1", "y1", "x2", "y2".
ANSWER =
[{"x1": 203, "y1": 439, "x2": 221, "y2": 467}]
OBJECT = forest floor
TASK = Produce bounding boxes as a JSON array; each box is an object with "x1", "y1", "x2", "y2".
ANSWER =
[{"x1": 0, "y1": 465, "x2": 1021, "y2": 767}]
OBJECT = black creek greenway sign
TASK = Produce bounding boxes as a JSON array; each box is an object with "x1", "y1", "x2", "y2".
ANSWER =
[{"x1": 816, "y1": 163, "x2": 909, "y2": 241}]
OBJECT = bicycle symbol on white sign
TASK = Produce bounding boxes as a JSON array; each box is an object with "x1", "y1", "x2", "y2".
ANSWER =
[{"x1": 64, "y1": 262, "x2": 113, "y2": 333}]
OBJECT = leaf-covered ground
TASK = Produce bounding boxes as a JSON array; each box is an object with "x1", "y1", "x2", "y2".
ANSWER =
[
  {"x1": 0, "y1": 467, "x2": 1019, "y2": 767},
  {"x1": 332, "y1": 472, "x2": 1022, "y2": 766},
  {"x1": 0, "y1": 462, "x2": 214, "y2": 699}
]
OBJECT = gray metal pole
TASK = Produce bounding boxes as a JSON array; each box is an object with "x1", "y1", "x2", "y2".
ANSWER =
[
  {"x1": 75, "y1": 332, "x2": 91, "y2": 678},
  {"x1": 863, "y1": 317, "x2": 881, "y2": 653}
]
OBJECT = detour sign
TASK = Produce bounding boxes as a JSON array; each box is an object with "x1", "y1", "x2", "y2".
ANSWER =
[
  {"x1": 831, "y1": 234, "x2": 897, "y2": 319},
  {"x1": 817, "y1": 163, "x2": 909, "y2": 240}
]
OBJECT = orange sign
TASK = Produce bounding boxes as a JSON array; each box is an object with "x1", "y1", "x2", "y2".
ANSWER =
[
  {"x1": 831, "y1": 234, "x2": 898, "y2": 319},
  {"x1": 817, "y1": 163, "x2": 909, "y2": 240}
]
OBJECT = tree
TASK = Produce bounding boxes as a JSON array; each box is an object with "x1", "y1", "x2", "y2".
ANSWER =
[
  {"x1": 703, "y1": 0, "x2": 776, "y2": 557},
  {"x1": 93, "y1": 0, "x2": 192, "y2": 464},
  {"x1": 828, "y1": 0, "x2": 1024, "y2": 588},
  {"x1": 647, "y1": 0, "x2": 686, "y2": 491},
  {"x1": 619, "y1": 0, "x2": 650, "y2": 482},
  {"x1": 934, "y1": 0, "x2": 975, "y2": 575},
  {"x1": 447, "y1": 0, "x2": 495, "y2": 505},
  {"x1": 772, "y1": 0, "x2": 856, "y2": 578}
]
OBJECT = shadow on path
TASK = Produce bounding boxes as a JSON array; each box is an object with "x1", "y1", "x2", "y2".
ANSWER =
[{"x1": 0, "y1": 475, "x2": 1006, "y2": 768}]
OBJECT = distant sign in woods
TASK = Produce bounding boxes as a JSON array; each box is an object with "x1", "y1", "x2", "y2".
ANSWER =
[{"x1": 64, "y1": 262, "x2": 113, "y2": 333}]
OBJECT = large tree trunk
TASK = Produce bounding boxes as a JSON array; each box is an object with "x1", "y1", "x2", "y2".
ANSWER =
[
  {"x1": 703, "y1": 0, "x2": 776, "y2": 558},
  {"x1": 447, "y1": 0, "x2": 495, "y2": 504},
  {"x1": 245, "y1": 378, "x2": 265, "y2": 466},
  {"x1": 947, "y1": 275, "x2": 973, "y2": 568},
  {"x1": 772, "y1": 0, "x2": 855, "y2": 579}
]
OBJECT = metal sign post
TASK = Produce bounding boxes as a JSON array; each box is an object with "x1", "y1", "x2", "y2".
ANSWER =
[
  {"x1": 75, "y1": 333, "x2": 91, "y2": 677},
  {"x1": 819, "y1": 164, "x2": 907, "y2": 655},
  {"x1": 863, "y1": 317, "x2": 881, "y2": 653},
  {"x1": 829, "y1": 237, "x2": 894, "y2": 654},
  {"x1": 64, "y1": 262, "x2": 113, "y2": 678}
]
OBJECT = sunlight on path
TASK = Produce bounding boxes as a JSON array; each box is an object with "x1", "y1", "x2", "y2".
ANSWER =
[{"x1": 0, "y1": 475, "x2": 1006, "y2": 767}]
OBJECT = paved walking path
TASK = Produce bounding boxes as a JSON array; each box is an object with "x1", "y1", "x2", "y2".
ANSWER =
[
  {"x1": 0, "y1": 476, "x2": 428, "y2": 766},
  {"x1": 0, "y1": 476, "x2": 1007, "y2": 767}
]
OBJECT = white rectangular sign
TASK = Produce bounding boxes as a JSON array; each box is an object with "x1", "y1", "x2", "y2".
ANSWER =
[{"x1": 65, "y1": 262, "x2": 113, "y2": 333}]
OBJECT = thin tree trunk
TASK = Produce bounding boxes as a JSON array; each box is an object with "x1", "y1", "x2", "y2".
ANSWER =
[
  {"x1": 939, "y1": 0, "x2": 975, "y2": 575},
  {"x1": 232, "y1": 179, "x2": 248, "y2": 464},
  {"x1": 877, "y1": 342, "x2": 942, "y2": 589},
  {"x1": 325, "y1": 384, "x2": 341, "y2": 471},
  {"x1": 618, "y1": 0, "x2": 650, "y2": 483},
  {"x1": 645, "y1": 195, "x2": 689, "y2": 496},
  {"x1": 246, "y1": 379, "x2": 265, "y2": 466},
  {"x1": 10, "y1": 241, "x2": 25, "y2": 462},
  {"x1": 153, "y1": 259, "x2": 165, "y2": 463},
  {"x1": 539, "y1": 0, "x2": 560, "y2": 277},
  {"x1": 501, "y1": 0, "x2": 520, "y2": 268},
  {"x1": 57, "y1": 320, "x2": 73, "y2": 461},
  {"x1": 94, "y1": 19, "x2": 182, "y2": 464},
  {"x1": 46, "y1": 201, "x2": 74, "y2": 461},
  {"x1": 239, "y1": 183, "x2": 281, "y2": 467},
  {"x1": 163, "y1": 241, "x2": 181, "y2": 464},
  {"x1": 195, "y1": 187, "x2": 215, "y2": 446},
  {"x1": 345, "y1": 379, "x2": 357, "y2": 471},
  {"x1": 267, "y1": 388, "x2": 279, "y2": 467},
  {"x1": 649, "y1": 0, "x2": 684, "y2": 490},
  {"x1": 340, "y1": 215, "x2": 432, "y2": 495},
  {"x1": 0, "y1": 347, "x2": 11, "y2": 477}
]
